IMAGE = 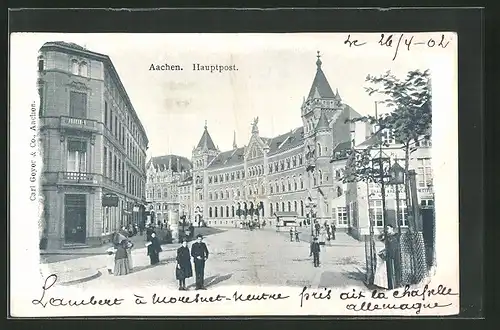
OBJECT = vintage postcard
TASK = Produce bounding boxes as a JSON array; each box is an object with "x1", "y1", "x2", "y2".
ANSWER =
[{"x1": 9, "y1": 32, "x2": 458, "y2": 317}]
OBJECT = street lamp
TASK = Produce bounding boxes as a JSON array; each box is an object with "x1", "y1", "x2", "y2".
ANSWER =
[{"x1": 388, "y1": 161, "x2": 405, "y2": 235}]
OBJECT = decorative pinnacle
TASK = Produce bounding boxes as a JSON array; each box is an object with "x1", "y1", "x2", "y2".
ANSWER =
[
  {"x1": 204, "y1": 120, "x2": 207, "y2": 129},
  {"x1": 316, "y1": 51, "x2": 322, "y2": 67}
]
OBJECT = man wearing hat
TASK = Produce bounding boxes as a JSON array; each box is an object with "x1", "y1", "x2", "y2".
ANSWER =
[
  {"x1": 191, "y1": 234, "x2": 210, "y2": 290},
  {"x1": 310, "y1": 236, "x2": 321, "y2": 267}
]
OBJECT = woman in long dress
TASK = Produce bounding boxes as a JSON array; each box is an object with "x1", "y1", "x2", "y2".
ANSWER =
[
  {"x1": 114, "y1": 240, "x2": 131, "y2": 276},
  {"x1": 176, "y1": 238, "x2": 193, "y2": 290},
  {"x1": 373, "y1": 248, "x2": 388, "y2": 289},
  {"x1": 126, "y1": 240, "x2": 134, "y2": 272}
]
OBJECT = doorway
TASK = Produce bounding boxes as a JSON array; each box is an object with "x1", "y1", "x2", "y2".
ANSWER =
[{"x1": 64, "y1": 194, "x2": 87, "y2": 244}]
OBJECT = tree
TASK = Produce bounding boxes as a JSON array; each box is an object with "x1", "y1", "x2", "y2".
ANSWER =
[{"x1": 346, "y1": 69, "x2": 432, "y2": 230}]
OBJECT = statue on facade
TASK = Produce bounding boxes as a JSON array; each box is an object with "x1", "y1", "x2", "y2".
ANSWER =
[{"x1": 251, "y1": 116, "x2": 259, "y2": 134}]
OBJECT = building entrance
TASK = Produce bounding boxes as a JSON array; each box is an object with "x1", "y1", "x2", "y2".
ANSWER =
[{"x1": 64, "y1": 194, "x2": 87, "y2": 244}]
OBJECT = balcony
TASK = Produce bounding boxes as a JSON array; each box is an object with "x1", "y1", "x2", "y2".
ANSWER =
[
  {"x1": 60, "y1": 116, "x2": 99, "y2": 133},
  {"x1": 59, "y1": 171, "x2": 98, "y2": 185}
]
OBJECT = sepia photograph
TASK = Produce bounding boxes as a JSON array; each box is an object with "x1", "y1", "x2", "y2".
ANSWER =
[{"x1": 10, "y1": 32, "x2": 459, "y2": 317}]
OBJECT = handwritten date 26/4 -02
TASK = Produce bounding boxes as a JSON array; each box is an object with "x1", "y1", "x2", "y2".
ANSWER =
[{"x1": 344, "y1": 33, "x2": 451, "y2": 61}]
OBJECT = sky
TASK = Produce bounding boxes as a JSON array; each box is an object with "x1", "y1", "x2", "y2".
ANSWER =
[{"x1": 12, "y1": 33, "x2": 453, "y2": 159}]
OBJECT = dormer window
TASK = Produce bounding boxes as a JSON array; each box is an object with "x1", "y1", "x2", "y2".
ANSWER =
[
  {"x1": 79, "y1": 62, "x2": 88, "y2": 77},
  {"x1": 71, "y1": 59, "x2": 79, "y2": 75},
  {"x1": 38, "y1": 57, "x2": 44, "y2": 71}
]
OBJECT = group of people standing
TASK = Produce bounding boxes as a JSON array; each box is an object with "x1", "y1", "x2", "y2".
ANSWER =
[{"x1": 105, "y1": 224, "x2": 211, "y2": 291}]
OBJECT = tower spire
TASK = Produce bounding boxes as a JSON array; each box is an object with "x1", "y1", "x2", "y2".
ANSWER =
[
  {"x1": 232, "y1": 130, "x2": 237, "y2": 149},
  {"x1": 204, "y1": 120, "x2": 207, "y2": 130}
]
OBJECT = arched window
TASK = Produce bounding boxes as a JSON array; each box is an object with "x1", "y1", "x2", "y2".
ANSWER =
[
  {"x1": 226, "y1": 206, "x2": 229, "y2": 218},
  {"x1": 270, "y1": 203, "x2": 274, "y2": 215},
  {"x1": 270, "y1": 184, "x2": 274, "y2": 194},
  {"x1": 288, "y1": 201, "x2": 291, "y2": 212},
  {"x1": 317, "y1": 143, "x2": 322, "y2": 156},
  {"x1": 300, "y1": 175, "x2": 304, "y2": 189},
  {"x1": 276, "y1": 202, "x2": 279, "y2": 212},
  {"x1": 299, "y1": 155, "x2": 303, "y2": 165},
  {"x1": 232, "y1": 206, "x2": 235, "y2": 217},
  {"x1": 79, "y1": 62, "x2": 88, "y2": 77},
  {"x1": 301, "y1": 201, "x2": 304, "y2": 216},
  {"x1": 287, "y1": 177, "x2": 291, "y2": 191},
  {"x1": 281, "y1": 178, "x2": 285, "y2": 192},
  {"x1": 269, "y1": 164, "x2": 273, "y2": 173},
  {"x1": 318, "y1": 170, "x2": 323, "y2": 185},
  {"x1": 281, "y1": 202, "x2": 285, "y2": 212},
  {"x1": 209, "y1": 207, "x2": 213, "y2": 218},
  {"x1": 294, "y1": 178, "x2": 298, "y2": 190},
  {"x1": 274, "y1": 162, "x2": 279, "y2": 172},
  {"x1": 71, "y1": 59, "x2": 79, "y2": 75},
  {"x1": 237, "y1": 189, "x2": 240, "y2": 197},
  {"x1": 209, "y1": 192, "x2": 213, "y2": 200},
  {"x1": 214, "y1": 207, "x2": 218, "y2": 217},
  {"x1": 226, "y1": 190, "x2": 229, "y2": 199},
  {"x1": 294, "y1": 201, "x2": 298, "y2": 212},
  {"x1": 286, "y1": 159, "x2": 291, "y2": 169},
  {"x1": 275, "y1": 182, "x2": 279, "y2": 193}
]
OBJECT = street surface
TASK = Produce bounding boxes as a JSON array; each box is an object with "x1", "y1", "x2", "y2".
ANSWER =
[{"x1": 44, "y1": 228, "x2": 367, "y2": 290}]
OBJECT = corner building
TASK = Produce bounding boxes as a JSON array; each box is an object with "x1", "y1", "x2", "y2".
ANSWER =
[
  {"x1": 38, "y1": 41, "x2": 149, "y2": 249},
  {"x1": 192, "y1": 55, "x2": 366, "y2": 228}
]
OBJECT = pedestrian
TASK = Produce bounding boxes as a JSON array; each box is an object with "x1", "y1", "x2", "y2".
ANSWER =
[
  {"x1": 133, "y1": 224, "x2": 138, "y2": 236},
  {"x1": 176, "y1": 238, "x2": 193, "y2": 290},
  {"x1": 326, "y1": 224, "x2": 331, "y2": 241},
  {"x1": 191, "y1": 234, "x2": 209, "y2": 290},
  {"x1": 189, "y1": 223, "x2": 195, "y2": 239},
  {"x1": 146, "y1": 232, "x2": 162, "y2": 265},
  {"x1": 331, "y1": 223, "x2": 336, "y2": 240},
  {"x1": 295, "y1": 228, "x2": 300, "y2": 242},
  {"x1": 310, "y1": 236, "x2": 321, "y2": 267},
  {"x1": 146, "y1": 225, "x2": 153, "y2": 242},
  {"x1": 380, "y1": 224, "x2": 401, "y2": 289},
  {"x1": 126, "y1": 240, "x2": 134, "y2": 271},
  {"x1": 114, "y1": 240, "x2": 131, "y2": 276},
  {"x1": 315, "y1": 222, "x2": 321, "y2": 237},
  {"x1": 106, "y1": 245, "x2": 116, "y2": 275},
  {"x1": 289, "y1": 227, "x2": 294, "y2": 242}
]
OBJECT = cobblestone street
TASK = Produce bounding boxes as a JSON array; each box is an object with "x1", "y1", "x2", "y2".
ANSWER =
[{"x1": 46, "y1": 228, "x2": 367, "y2": 290}]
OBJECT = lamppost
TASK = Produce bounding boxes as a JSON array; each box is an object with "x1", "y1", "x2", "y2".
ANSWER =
[
  {"x1": 306, "y1": 146, "x2": 316, "y2": 238},
  {"x1": 306, "y1": 198, "x2": 317, "y2": 237},
  {"x1": 388, "y1": 160, "x2": 405, "y2": 235}
]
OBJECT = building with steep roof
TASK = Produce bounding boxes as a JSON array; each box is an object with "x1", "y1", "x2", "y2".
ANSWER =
[
  {"x1": 38, "y1": 41, "x2": 149, "y2": 249},
  {"x1": 145, "y1": 155, "x2": 193, "y2": 224},
  {"x1": 189, "y1": 53, "x2": 372, "y2": 229}
]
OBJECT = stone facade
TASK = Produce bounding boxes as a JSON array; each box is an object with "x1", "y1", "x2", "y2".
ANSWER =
[
  {"x1": 145, "y1": 155, "x2": 193, "y2": 226},
  {"x1": 190, "y1": 55, "x2": 369, "y2": 229},
  {"x1": 38, "y1": 41, "x2": 148, "y2": 249}
]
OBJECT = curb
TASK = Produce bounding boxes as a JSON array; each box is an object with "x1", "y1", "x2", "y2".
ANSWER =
[{"x1": 58, "y1": 269, "x2": 102, "y2": 286}]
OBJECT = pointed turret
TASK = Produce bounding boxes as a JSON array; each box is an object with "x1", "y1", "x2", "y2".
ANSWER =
[
  {"x1": 335, "y1": 88, "x2": 342, "y2": 102},
  {"x1": 168, "y1": 157, "x2": 172, "y2": 170},
  {"x1": 196, "y1": 121, "x2": 217, "y2": 151},
  {"x1": 307, "y1": 51, "x2": 335, "y2": 100},
  {"x1": 316, "y1": 110, "x2": 330, "y2": 131},
  {"x1": 232, "y1": 131, "x2": 237, "y2": 149}
]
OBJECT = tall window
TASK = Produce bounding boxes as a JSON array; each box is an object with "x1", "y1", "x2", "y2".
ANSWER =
[
  {"x1": 317, "y1": 143, "x2": 322, "y2": 156},
  {"x1": 113, "y1": 155, "x2": 117, "y2": 181},
  {"x1": 287, "y1": 201, "x2": 291, "y2": 212},
  {"x1": 275, "y1": 202, "x2": 279, "y2": 212},
  {"x1": 103, "y1": 147, "x2": 108, "y2": 177},
  {"x1": 69, "y1": 91, "x2": 87, "y2": 118},
  {"x1": 417, "y1": 158, "x2": 433, "y2": 187},
  {"x1": 300, "y1": 201, "x2": 304, "y2": 216},
  {"x1": 369, "y1": 200, "x2": 384, "y2": 227},
  {"x1": 79, "y1": 62, "x2": 88, "y2": 77},
  {"x1": 270, "y1": 203, "x2": 274, "y2": 215},
  {"x1": 71, "y1": 60, "x2": 79, "y2": 75},
  {"x1": 38, "y1": 59, "x2": 44, "y2": 71},
  {"x1": 300, "y1": 176, "x2": 304, "y2": 189},
  {"x1": 336, "y1": 207, "x2": 348, "y2": 225},
  {"x1": 294, "y1": 201, "x2": 298, "y2": 212},
  {"x1": 38, "y1": 87, "x2": 44, "y2": 117},
  {"x1": 397, "y1": 200, "x2": 409, "y2": 227},
  {"x1": 104, "y1": 101, "x2": 108, "y2": 126},
  {"x1": 67, "y1": 140, "x2": 87, "y2": 172}
]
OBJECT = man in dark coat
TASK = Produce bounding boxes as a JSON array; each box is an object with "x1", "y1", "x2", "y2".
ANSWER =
[
  {"x1": 176, "y1": 238, "x2": 193, "y2": 290},
  {"x1": 315, "y1": 222, "x2": 321, "y2": 237},
  {"x1": 191, "y1": 234, "x2": 209, "y2": 290},
  {"x1": 310, "y1": 236, "x2": 321, "y2": 267},
  {"x1": 147, "y1": 232, "x2": 162, "y2": 265}
]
